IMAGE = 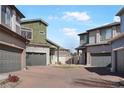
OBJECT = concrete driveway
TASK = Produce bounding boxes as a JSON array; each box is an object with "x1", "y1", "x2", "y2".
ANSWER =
[{"x1": 11, "y1": 65, "x2": 123, "y2": 88}]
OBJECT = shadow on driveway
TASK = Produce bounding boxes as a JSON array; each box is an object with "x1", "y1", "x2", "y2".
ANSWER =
[{"x1": 85, "y1": 67, "x2": 124, "y2": 78}]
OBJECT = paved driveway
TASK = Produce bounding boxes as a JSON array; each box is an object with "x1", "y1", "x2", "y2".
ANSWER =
[{"x1": 11, "y1": 66, "x2": 123, "y2": 88}]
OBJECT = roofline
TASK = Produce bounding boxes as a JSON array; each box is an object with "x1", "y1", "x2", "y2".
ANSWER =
[
  {"x1": 78, "y1": 32, "x2": 88, "y2": 36},
  {"x1": 21, "y1": 18, "x2": 48, "y2": 26},
  {"x1": 10, "y1": 5, "x2": 25, "y2": 18},
  {"x1": 21, "y1": 26, "x2": 32, "y2": 30},
  {"x1": 85, "y1": 42, "x2": 110, "y2": 47},
  {"x1": 87, "y1": 22, "x2": 120, "y2": 32},
  {"x1": 46, "y1": 39, "x2": 60, "y2": 48},
  {"x1": 116, "y1": 7, "x2": 124, "y2": 16}
]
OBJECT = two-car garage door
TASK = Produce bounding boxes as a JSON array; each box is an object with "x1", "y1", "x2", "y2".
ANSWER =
[
  {"x1": 91, "y1": 53, "x2": 111, "y2": 67},
  {"x1": 0, "y1": 45, "x2": 21, "y2": 73},
  {"x1": 26, "y1": 53, "x2": 46, "y2": 66}
]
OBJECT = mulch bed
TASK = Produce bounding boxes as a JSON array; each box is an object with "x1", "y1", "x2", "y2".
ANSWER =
[{"x1": 0, "y1": 79, "x2": 22, "y2": 88}]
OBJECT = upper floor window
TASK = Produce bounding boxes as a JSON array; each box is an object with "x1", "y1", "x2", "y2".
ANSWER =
[
  {"x1": 16, "y1": 25, "x2": 21, "y2": 34},
  {"x1": 100, "y1": 28, "x2": 112, "y2": 41},
  {"x1": 80, "y1": 35, "x2": 88, "y2": 45},
  {"x1": 1, "y1": 6, "x2": 12, "y2": 27},
  {"x1": 16, "y1": 15, "x2": 21, "y2": 23},
  {"x1": 89, "y1": 32, "x2": 96, "y2": 44},
  {"x1": 21, "y1": 28, "x2": 32, "y2": 40}
]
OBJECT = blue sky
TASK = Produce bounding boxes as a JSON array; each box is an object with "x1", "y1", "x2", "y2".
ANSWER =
[{"x1": 17, "y1": 5, "x2": 123, "y2": 52}]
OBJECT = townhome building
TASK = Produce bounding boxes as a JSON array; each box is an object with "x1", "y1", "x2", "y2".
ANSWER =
[
  {"x1": 0, "y1": 5, "x2": 28, "y2": 73},
  {"x1": 109, "y1": 7, "x2": 124, "y2": 73},
  {"x1": 21, "y1": 18, "x2": 71, "y2": 66},
  {"x1": 76, "y1": 22, "x2": 120, "y2": 67},
  {"x1": 21, "y1": 19, "x2": 53, "y2": 66}
]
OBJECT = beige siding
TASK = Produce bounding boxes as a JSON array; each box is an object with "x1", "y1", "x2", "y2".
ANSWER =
[{"x1": 0, "y1": 29, "x2": 25, "y2": 48}]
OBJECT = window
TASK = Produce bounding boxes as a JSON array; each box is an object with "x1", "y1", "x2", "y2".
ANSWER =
[
  {"x1": 89, "y1": 32, "x2": 96, "y2": 44},
  {"x1": 21, "y1": 28, "x2": 32, "y2": 40},
  {"x1": 5, "y1": 7, "x2": 11, "y2": 26},
  {"x1": 16, "y1": 15, "x2": 21, "y2": 23},
  {"x1": 21, "y1": 31, "x2": 26, "y2": 38},
  {"x1": 27, "y1": 32, "x2": 32, "y2": 39},
  {"x1": 1, "y1": 6, "x2": 12, "y2": 27},
  {"x1": 100, "y1": 28, "x2": 112, "y2": 41},
  {"x1": 80, "y1": 35, "x2": 88, "y2": 45},
  {"x1": 16, "y1": 25, "x2": 21, "y2": 34}
]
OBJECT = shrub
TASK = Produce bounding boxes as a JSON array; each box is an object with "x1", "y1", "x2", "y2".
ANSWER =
[{"x1": 7, "y1": 74, "x2": 20, "y2": 82}]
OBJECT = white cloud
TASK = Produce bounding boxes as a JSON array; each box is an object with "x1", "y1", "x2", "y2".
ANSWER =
[
  {"x1": 113, "y1": 16, "x2": 120, "y2": 22},
  {"x1": 48, "y1": 15, "x2": 58, "y2": 20},
  {"x1": 63, "y1": 11, "x2": 90, "y2": 22},
  {"x1": 62, "y1": 28, "x2": 78, "y2": 37}
]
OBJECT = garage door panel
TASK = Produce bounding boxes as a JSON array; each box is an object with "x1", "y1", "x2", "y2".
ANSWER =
[
  {"x1": 0, "y1": 46, "x2": 22, "y2": 73},
  {"x1": 91, "y1": 53, "x2": 111, "y2": 67},
  {"x1": 26, "y1": 53, "x2": 46, "y2": 66}
]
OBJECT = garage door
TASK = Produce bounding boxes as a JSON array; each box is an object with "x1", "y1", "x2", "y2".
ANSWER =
[
  {"x1": 26, "y1": 53, "x2": 46, "y2": 66},
  {"x1": 116, "y1": 50, "x2": 124, "y2": 73},
  {"x1": 91, "y1": 53, "x2": 111, "y2": 67},
  {"x1": 0, "y1": 45, "x2": 21, "y2": 73}
]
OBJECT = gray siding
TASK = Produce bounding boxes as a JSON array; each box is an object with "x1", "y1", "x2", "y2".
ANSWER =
[
  {"x1": 112, "y1": 37, "x2": 124, "y2": 49},
  {"x1": 121, "y1": 13, "x2": 124, "y2": 32},
  {"x1": 111, "y1": 37, "x2": 124, "y2": 72},
  {"x1": 87, "y1": 44, "x2": 111, "y2": 53}
]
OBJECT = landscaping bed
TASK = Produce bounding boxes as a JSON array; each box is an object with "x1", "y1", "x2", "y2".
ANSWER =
[{"x1": 0, "y1": 74, "x2": 22, "y2": 88}]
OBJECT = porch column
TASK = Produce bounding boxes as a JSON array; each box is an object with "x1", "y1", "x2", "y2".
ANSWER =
[
  {"x1": 57, "y1": 47, "x2": 59, "y2": 63},
  {"x1": 21, "y1": 49, "x2": 26, "y2": 70},
  {"x1": 87, "y1": 52, "x2": 91, "y2": 66}
]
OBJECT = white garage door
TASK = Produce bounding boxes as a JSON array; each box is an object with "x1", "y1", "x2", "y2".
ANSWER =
[{"x1": 91, "y1": 53, "x2": 111, "y2": 67}]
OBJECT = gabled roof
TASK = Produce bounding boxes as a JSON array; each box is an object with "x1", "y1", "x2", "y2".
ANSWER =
[
  {"x1": 116, "y1": 7, "x2": 124, "y2": 16},
  {"x1": 46, "y1": 39, "x2": 60, "y2": 48},
  {"x1": 21, "y1": 18, "x2": 48, "y2": 26},
  {"x1": 46, "y1": 39, "x2": 70, "y2": 51},
  {"x1": 87, "y1": 22, "x2": 120, "y2": 32},
  {"x1": 10, "y1": 5, "x2": 25, "y2": 18}
]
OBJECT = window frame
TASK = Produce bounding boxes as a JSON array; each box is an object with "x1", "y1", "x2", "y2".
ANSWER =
[
  {"x1": 1, "y1": 6, "x2": 12, "y2": 28},
  {"x1": 100, "y1": 28, "x2": 112, "y2": 41},
  {"x1": 21, "y1": 28, "x2": 33, "y2": 40}
]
